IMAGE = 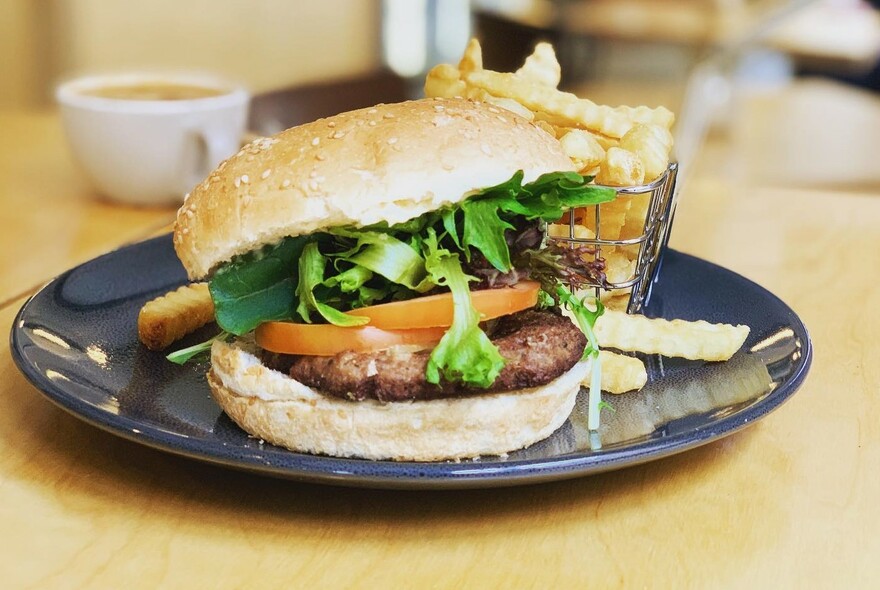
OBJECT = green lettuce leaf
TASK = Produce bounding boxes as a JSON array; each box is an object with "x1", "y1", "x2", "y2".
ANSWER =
[
  {"x1": 322, "y1": 264, "x2": 373, "y2": 293},
  {"x1": 557, "y1": 285, "x2": 604, "y2": 359},
  {"x1": 209, "y1": 237, "x2": 309, "y2": 335},
  {"x1": 557, "y1": 285, "x2": 606, "y2": 430},
  {"x1": 456, "y1": 171, "x2": 617, "y2": 272},
  {"x1": 334, "y1": 230, "x2": 434, "y2": 292},
  {"x1": 166, "y1": 331, "x2": 229, "y2": 365},
  {"x1": 461, "y1": 199, "x2": 516, "y2": 270},
  {"x1": 423, "y1": 233, "x2": 505, "y2": 388},
  {"x1": 295, "y1": 242, "x2": 369, "y2": 327}
]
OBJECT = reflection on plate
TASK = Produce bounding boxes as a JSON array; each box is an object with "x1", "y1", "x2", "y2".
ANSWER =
[{"x1": 10, "y1": 235, "x2": 811, "y2": 489}]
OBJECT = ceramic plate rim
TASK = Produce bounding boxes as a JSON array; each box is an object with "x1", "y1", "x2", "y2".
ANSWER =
[{"x1": 10, "y1": 236, "x2": 812, "y2": 489}]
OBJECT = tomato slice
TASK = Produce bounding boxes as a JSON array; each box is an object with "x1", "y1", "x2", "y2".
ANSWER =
[
  {"x1": 345, "y1": 280, "x2": 540, "y2": 329},
  {"x1": 255, "y1": 281, "x2": 540, "y2": 355},
  {"x1": 255, "y1": 322, "x2": 447, "y2": 356}
]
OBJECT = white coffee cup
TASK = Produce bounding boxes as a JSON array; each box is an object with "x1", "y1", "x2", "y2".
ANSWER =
[{"x1": 56, "y1": 72, "x2": 250, "y2": 206}]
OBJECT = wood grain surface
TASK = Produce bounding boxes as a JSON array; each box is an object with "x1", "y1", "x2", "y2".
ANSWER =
[
  {"x1": 1, "y1": 80, "x2": 878, "y2": 588},
  {"x1": 0, "y1": 111, "x2": 175, "y2": 306}
]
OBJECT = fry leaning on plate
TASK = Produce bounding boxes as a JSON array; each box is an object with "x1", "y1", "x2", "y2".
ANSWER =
[{"x1": 139, "y1": 41, "x2": 749, "y2": 462}]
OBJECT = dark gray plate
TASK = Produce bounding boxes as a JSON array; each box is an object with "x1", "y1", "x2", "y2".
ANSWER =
[{"x1": 10, "y1": 235, "x2": 811, "y2": 489}]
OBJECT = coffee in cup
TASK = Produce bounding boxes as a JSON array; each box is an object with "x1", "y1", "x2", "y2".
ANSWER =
[{"x1": 78, "y1": 82, "x2": 229, "y2": 101}]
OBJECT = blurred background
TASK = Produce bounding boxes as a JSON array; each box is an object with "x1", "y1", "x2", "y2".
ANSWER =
[
  {"x1": 4, "y1": 0, "x2": 878, "y2": 107},
  {"x1": 3, "y1": 0, "x2": 880, "y2": 187}
]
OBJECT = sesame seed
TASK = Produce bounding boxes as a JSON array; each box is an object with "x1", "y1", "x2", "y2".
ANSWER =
[
  {"x1": 309, "y1": 170, "x2": 318, "y2": 178},
  {"x1": 254, "y1": 137, "x2": 279, "y2": 150},
  {"x1": 242, "y1": 194, "x2": 252, "y2": 206},
  {"x1": 311, "y1": 137, "x2": 320, "y2": 146},
  {"x1": 245, "y1": 155, "x2": 255, "y2": 162},
  {"x1": 434, "y1": 105, "x2": 445, "y2": 112},
  {"x1": 327, "y1": 121, "x2": 336, "y2": 128},
  {"x1": 368, "y1": 108, "x2": 378, "y2": 114},
  {"x1": 488, "y1": 106, "x2": 500, "y2": 114},
  {"x1": 384, "y1": 113, "x2": 394, "y2": 119},
  {"x1": 316, "y1": 153, "x2": 326, "y2": 161},
  {"x1": 442, "y1": 163, "x2": 454, "y2": 171},
  {"x1": 282, "y1": 179, "x2": 291, "y2": 188},
  {"x1": 368, "y1": 120, "x2": 377, "y2": 126},
  {"x1": 387, "y1": 137, "x2": 398, "y2": 145},
  {"x1": 183, "y1": 192, "x2": 190, "y2": 201},
  {"x1": 309, "y1": 180, "x2": 319, "y2": 191},
  {"x1": 496, "y1": 115, "x2": 507, "y2": 123},
  {"x1": 332, "y1": 131, "x2": 345, "y2": 139},
  {"x1": 262, "y1": 169, "x2": 271, "y2": 179},
  {"x1": 241, "y1": 174, "x2": 249, "y2": 184},
  {"x1": 181, "y1": 227, "x2": 190, "y2": 235},
  {"x1": 234, "y1": 177, "x2": 241, "y2": 188},
  {"x1": 185, "y1": 209, "x2": 194, "y2": 218}
]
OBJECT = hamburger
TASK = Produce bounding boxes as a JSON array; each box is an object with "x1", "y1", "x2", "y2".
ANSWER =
[{"x1": 173, "y1": 97, "x2": 615, "y2": 461}]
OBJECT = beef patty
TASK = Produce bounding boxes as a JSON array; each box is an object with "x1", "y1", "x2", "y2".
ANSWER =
[{"x1": 265, "y1": 308, "x2": 586, "y2": 402}]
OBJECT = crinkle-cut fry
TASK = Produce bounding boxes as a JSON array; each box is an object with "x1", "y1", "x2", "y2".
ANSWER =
[
  {"x1": 547, "y1": 222, "x2": 595, "y2": 241},
  {"x1": 515, "y1": 41, "x2": 561, "y2": 88},
  {"x1": 604, "y1": 250, "x2": 637, "y2": 284},
  {"x1": 483, "y1": 95, "x2": 535, "y2": 120},
  {"x1": 596, "y1": 147, "x2": 645, "y2": 187},
  {"x1": 424, "y1": 65, "x2": 536, "y2": 120},
  {"x1": 458, "y1": 38, "x2": 483, "y2": 73},
  {"x1": 595, "y1": 310, "x2": 750, "y2": 361},
  {"x1": 619, "y1": 193, "x2": 652, "y2": 242},
  {"x1": 599, "y1": 290, "x2": 631, "y2": 310},
  {"x1": 138, "y1": 283, "x2": 215, "y2": 351},
  {"x1": 534, "y1": 120, "x2": 557, "y2": 137},
  {"x1": 619, "y1": 123, "x2": 674, "y2": 182},
  {"x1": 537, "y1": 113, "x2": 619, "y2": 149},
  {"x1": 463, "y1": 69, "x2": 674, "y2": 138},
  {"x1": 581, "y1": 197, "x2": 632, "y2": 241},
  {"x1": 583, "y1": 351, "x2": 647, "y2": 394},
  {"x1": 424, "y1": 64, "x2": 467, "y2": 99},
  {"x1": 559, "y1": 129, "x2": 605, "y2": 172}
]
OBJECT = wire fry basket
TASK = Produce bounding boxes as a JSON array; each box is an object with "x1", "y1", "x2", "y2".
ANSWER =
[{"x1": 550, "y1": 162, "x2": 680, "y2": 314}]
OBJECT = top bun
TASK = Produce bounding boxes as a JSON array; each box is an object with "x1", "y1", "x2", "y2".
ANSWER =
[{"x1": 174, "y1": 97, "x2": 574, "y2": 279}]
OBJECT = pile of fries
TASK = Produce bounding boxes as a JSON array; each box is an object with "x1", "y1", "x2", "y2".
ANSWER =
[
  {"x1": 138, "y1": 40, "x2": 749, "y2": 406},
  {"x1": 422, "y1": 39, "x2": 748, "y2": 394},
  {"x1": 427, "y1": 39, "x2": 678, "y2": 311},
  {"x1": 426, "y1": 39, "x2": 675, "y2": 184}
]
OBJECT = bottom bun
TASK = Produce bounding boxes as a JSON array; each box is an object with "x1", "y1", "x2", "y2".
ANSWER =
[{"x1": 208, "y1": 339, "x2": 589, "y2": 461}]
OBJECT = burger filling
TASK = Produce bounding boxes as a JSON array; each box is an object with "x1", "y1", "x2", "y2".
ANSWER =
[
  {"x1": 172, "y1": 171, "x2": 614, "y2": 397},
  {"x1": 264, "y1": 308, "x2": 586, "y2": 402}
]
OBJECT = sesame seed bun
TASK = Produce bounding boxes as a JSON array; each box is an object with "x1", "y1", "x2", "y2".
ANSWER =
[
  {"x1": 208, "y1": 339, "x2": 588, "y2": 461},
  {"x1": 173, "y1": 97, "x2": 574, "y2": 279}
]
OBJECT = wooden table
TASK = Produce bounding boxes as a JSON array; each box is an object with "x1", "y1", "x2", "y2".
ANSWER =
[{"x1": 2, "y1": 80, "x2": 878, "y2": 588}]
